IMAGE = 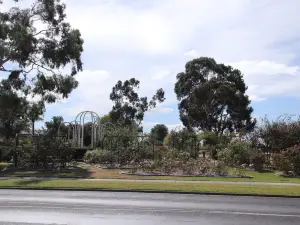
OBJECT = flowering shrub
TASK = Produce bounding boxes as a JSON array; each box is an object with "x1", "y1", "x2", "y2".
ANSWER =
[
  {"x1": 250, "y1": 150, "x2": 266, "y2": 171},
  {"x1": 217, "y1": 141, "x2": 252, "y2": 167},
  {"x1": 273, "y1": 145, "x2": 300, "y2": 175}
]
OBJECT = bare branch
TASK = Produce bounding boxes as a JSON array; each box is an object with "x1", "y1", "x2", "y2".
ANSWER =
[
  {"x1": 28, "y1": 58, "x2": 55, "y2": 74},
  {"x1": 23, "y1": 64, "x2": 36, "y2": 74},
  {"x1": 33, "y1": 29, "x2": 48, "y2": 36},
  {"x1": 0, "y1": 58, "x2": 10, "y2": 68}
]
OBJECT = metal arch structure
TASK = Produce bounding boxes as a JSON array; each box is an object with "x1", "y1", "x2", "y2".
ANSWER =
[
  {"x1": 72, "y1": 111, "x2": 101, "y2": 149},
  {"x1": 57, "y1": 110, "x2": 143, "y2": 149}
]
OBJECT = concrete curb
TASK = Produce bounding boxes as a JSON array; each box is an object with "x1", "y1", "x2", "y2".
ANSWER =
[{"x1": 0, "y1": 187, "x2": 299, "y2": 198}]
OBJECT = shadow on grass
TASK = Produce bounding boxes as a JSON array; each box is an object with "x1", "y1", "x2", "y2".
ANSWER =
[
  {"x1": 15, "y1": 179, "x2": 44, "y2": 186},
  {"x1": 0, "y1": 165, "x2": 93, "y2": 178},
  {"x1": 256, "y1": 170, "x2": 274, "y2": 174}
]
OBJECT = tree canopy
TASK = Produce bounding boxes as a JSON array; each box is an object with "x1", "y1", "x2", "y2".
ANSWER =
[
  {"x1": 109, "y1": 78, "x2": 165, "y2": 129},
  {"x1": 99, "y1": 114, "x2": 111, "y2": 124},
  {"x1": 0, "y1": 79, "x2": 30, "y2": 141},
  {"x1": 174, "y1": 57, "x2": 255, "y2": 135},
  {"x1": 45, "y1": 116, "x2": 67, "y2": 137},
  {"x1": 150, "y1": 124, "x2": 168, "y2": 144},
  {"x1": 0, "y1": 0, "x2": 84, "y2": 103},
  {"x1": 27, "y1": 100, "x2": 45, "y2": 134}
]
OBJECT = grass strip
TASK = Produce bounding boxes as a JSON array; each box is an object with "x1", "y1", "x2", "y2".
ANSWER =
[
  {"x1": 0, "y1": 179, "x2": 299, "y2": 196},
  {"x1": 2, "y1": 168, "x2": 300, "y2": 184}
]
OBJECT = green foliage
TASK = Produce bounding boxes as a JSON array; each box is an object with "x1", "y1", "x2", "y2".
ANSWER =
[
  {"x1": 201, "y1": 132, "x2": 219, "y2": 146},
  {"x1": 109, "y1": 78, "x2": 165, "y2": 128},
  {"x1": 208, "y1": 161, "x2": 228, "y2": 176},
  {"x1": 72, "y1": 148, "x2": 87, "y2": 161},
  {"x1": 13, "y1": 135, "x2": 74, "y2": 169},
  {"x1": 217, "y1": 141, "x2": 252, "y2": 167},
  {"x1": 251, "y1": 116, "x2": 300, "y2": 154},
  {"x1": 166, "y1": 129, "x2": 199, "y2": 158},
  {"x1": 0, "y1": 80, "x2": 30, "y2": 141},
  {"x1": 45, "y1": 116, "x2": 68, "y2": 137},
  {"x1": 150, "y1": 124, "x2": 168, "y2": 145},
  {"x1": 150, "y1": 151, "x2": 228, "y2": 176},
  {"x1": 178, "y1": 151, "x2": 191, "y2": 161},
  {"x1": 273, "y1": 145, "x2": 300, "y2": 175},
  {"x1": 84, "y1": 149, "x2": 113, "y2": 164},
  {"x1": 0, "y1": 144, "x2": 12, "y2": 161},
  {"x1": 163, "y1": 135, "x2": 169, "y2": 146},
  {"x1": 99, "y1": 114, "x2": 111, "y2": 124},
  {"x1": 174, "y1": 57, "x2": 256, "y2": 135},
  {"x1": 249, "y1": 150, "x2": 266, "y2": 171},
  {"x1": 0, "y1": 0, "x2": 83, "y2": 103},
  {"x1": 27, "y1": 101, "x2": 45, "y2": 134}
]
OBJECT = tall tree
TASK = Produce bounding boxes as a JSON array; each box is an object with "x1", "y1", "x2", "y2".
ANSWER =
[
  {"x1": 0, "y1": 79, "x2": 30, "y2": 142},
  {"x1": 27, "y1": 100, "x2": 45, "y2": 135},
  {"x1": 174, "y1": 57, "x2": 255, "y2": 135},
  {"x1": 0, "y1": 0, "x2": 84, "y2": 103},
  {"x1": 109, "y1": 78, "x2": 165, "y2": 129},
  {"x1": 150, "y1": 124, "x2": 168, "y2": 144},
  {"x1": 45, "y1": 116, "x2": 67, "y2": 137},
  {"x1": 99, "y1": 114, "x2": 111, "y2": 124}
]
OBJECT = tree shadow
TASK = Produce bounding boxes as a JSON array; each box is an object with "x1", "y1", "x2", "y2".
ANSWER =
[
  {"x1": 0, "y1": 165, "x2": 93, "y2": 178},
  {"x1": 15, "y1": 179, "x2": 44, "y2": 185}
]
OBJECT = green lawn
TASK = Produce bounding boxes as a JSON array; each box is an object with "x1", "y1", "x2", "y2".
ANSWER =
[
  {"x1": 0, "y1": 162, "x2": 8, "y2": 171},
  {"x1": 0, "y1": 179, "x2": 299, "y2": 196},
  {"x1": 1, "y1": 162, "x2": 300, "y2": 184}
]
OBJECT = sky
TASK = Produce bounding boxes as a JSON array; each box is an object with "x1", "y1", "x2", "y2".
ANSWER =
[{"x1": 2, "y1": 0, "x2": 300, "y2": 131}]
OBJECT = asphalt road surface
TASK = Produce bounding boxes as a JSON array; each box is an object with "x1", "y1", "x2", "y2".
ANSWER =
[{"x1": 0, "y1": 190, "x2": 299, "y2": 225}]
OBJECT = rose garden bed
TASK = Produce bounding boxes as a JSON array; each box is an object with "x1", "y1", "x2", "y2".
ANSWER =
[{"x1": 120, "y1": 170, "x2": 253, "y2": 179}]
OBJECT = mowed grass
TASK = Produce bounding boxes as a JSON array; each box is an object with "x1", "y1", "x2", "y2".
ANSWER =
[
  {"x1": 1, "y1": 162, "x2": 300, "y2": 184},
  {"x1": 0, "y1": 179, "x2": 299, "y2": 196},
  {"x1": 0, "y1": 162, "x2": 8, "y2": 171}
]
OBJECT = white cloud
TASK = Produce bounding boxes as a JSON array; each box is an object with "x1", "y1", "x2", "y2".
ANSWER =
[
  {"x1": 184, "y1": 49, "x2": 200, "y2": 58},
  {"x1": 3, "y1": 0, "x2": 300, "y2": 123},
  {"x1": 151, "y1": 70, "x2": 171, "y2": 80},
  {"x1": 143, "y1": 121, "x2": 182, "y2": 131},
  {"x1": 61, "y1": 0, "x2": 300, "y2": 63},
  {"x1": 57, "y1": 68, "x2": 172, "y2": 118},
  {"x1": 228, "y1": 60, "x2": 300, "y2": 101},
  {"x1": 148, "y1": 107, "x2": 174, "y2": 114},
  {"x1": 57, "y1": 70, "x2": 113, "y2": 117},
  {"x1": 248, "y1": 95, "x2": 266, "y2": 102},
  {"x1": 229, "y1": 61, "x2": 298, "y2": 76}
]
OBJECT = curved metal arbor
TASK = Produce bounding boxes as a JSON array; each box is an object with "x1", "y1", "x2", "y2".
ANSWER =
[
  {"x1": 57, "y1": 111, "x2": 142, "y2": 149},
  {"x1": 73, "y1": 111, "x2": 101, "y2": 149}
]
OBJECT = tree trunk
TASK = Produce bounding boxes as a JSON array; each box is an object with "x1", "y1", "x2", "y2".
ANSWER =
[{"x1": 32, "y1": 119, "x2": 35, "y2": 135}]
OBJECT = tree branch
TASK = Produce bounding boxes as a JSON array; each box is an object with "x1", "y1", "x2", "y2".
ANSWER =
[
  {"x1": 28, "y1": 58, "x2": 55, "y2": 74},
  {"x1": 0, "y1": 58, "x2": 10, "y2": 68},
  {"x1": 33, "y1": 29, "x2": 48, "y2": 36}
]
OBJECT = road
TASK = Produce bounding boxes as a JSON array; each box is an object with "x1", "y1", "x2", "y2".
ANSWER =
[{"x1": 0, "y1": 190, "x2": 299, "y2": 225}]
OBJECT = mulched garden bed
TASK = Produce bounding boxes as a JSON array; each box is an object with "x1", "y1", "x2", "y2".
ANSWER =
[{"x1": 120, "y1": 171, "x2": 253, "y2": 179}]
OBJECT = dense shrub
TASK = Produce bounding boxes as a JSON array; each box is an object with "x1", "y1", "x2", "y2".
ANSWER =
[
  {"x1": 250, "y1": 116, "x2": 300, "y2": 154},
  {"x1": 273, "y1": 145, "x2": 300, "y2": 175},
  {"x1": 12, "y1": 136, "x2": 74, "y2": 169},
  {"x1": 84, "y1": 149, "x2": 113, "y2": 164},
  {"x1": 250, "y1": 150, "x2": 266, "y2": 171},
  {"x1": 217, "y1": 141, "x2": 252, "y2": 167},
  {"x1": 72, "y1": 149, "x2": 88, "y2": 161},
  {"x1": 208, "y1": 161, "x2": 228, "y2": 175},
  {"x1": 273, "y1": 153, "x2": 291, "y2": 174},
  {"x1": 0, "y1": 145, "x2": 12, "y2": 161}
]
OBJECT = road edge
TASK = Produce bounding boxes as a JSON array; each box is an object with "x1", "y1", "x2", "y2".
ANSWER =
[{"x1": 0, "y1": 187, "x2": 299, "y2": 198}]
